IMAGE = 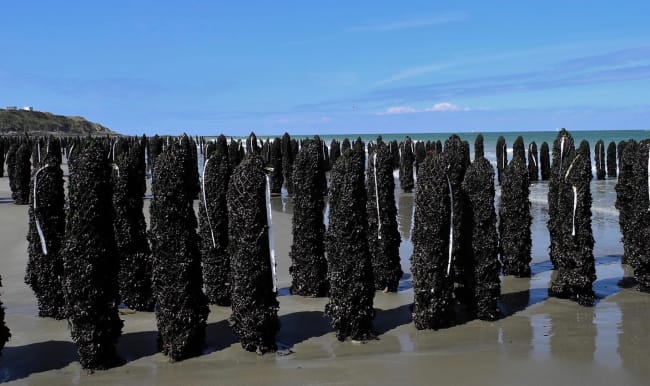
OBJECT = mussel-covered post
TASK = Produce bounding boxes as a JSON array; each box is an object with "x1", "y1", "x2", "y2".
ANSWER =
[
  {"x1": 462, "y1": 135, "x2": 501, "y2": 320},
  {"x1": 615, "y1": 140, "x2": 636, "y2": 266},
  {"x1": 325, "y1": 150, "x2": 375, "y2": 341},
  {"x1": 289, "y1": 140, "x2": 328, "y2": 296},
  {"x1": 0, "y1": 275, "x2": 10, "y2": 352},
  {"x1": 528, "y1": 141, "x2": 539, "y2": 182},
  {"x1": 399, "y1": 136, "x2": 415, "y2": 193},
  {"x1": 549, "y1": 141, "x2": 596, "y2": 305},
  {"x1": 25, "y1": 142, "x2": 66, "y2": 319},
  {"x1": 269, "y1": 137, "x2": 283, "y2": 195},
  {"x1": 227, "y1": 145, "x2": 279, "y2": 354},
  {"x1": 199, "y1": 135, "x2": 232, "y2": 305},
  {"x1": 540, "y1": 141, "x2": 551, "y2": 180},
  {"x1": 149, "y1": 138, "x2": 209, "y2": 361},
  {"x1": 595, "y1": 139, "x2": 606, "y2": 180},
  {"x1": 13, "y1": 142, "x2": 31, "y2": 205},
  {"x1": 367, "y1": 142, "x2": 402, "y2": 292},
  {"x1": 631, "y1": 142, "x2": 650, "y2": 292},
  {"x1": 496, "y1": 136, "x2": 507, "y2": 185},
  {"x1": 281, "y1": 132, "x2": 294, "y2": 195},
  {"x1": 547, "y1": 129, "x2": 576, "y2": 269},
  {"x1": 113, "y1": 140, "x2": 154, "y2": 311},
  {"x1": 607, "y1": 141, "x2": 617, "y2": 178},
  {"x1": 62, "y1": 139, "x2": 123, "y2": 370},
  {"x1": 410, "y1": 153, "x2": 454, "y2": 329},
  {"x1": 443, "y1": 135, "x2": 473, "y2": 306},
  {"x1": 499, "y1": 136, "x2": 532, "y2": 277},
  {"x1": 6, "y1": 143, "x2": 17, "y2": 196}
]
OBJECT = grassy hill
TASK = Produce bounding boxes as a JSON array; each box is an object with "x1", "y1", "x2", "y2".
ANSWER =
[{"x1": 0, "y1": 109, "x2": 116, "y2": 136}]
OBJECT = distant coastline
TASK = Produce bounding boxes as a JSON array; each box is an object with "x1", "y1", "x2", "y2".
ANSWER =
[{"x1": 0, "y1": 109, "x2": 116, "y2": 136}]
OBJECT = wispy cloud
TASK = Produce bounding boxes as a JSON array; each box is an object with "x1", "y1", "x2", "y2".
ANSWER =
[
  {"x1": 378, "y1": 102, "x2": 468, "y2": 115},
  {"x1": 375, "y1": 63, "x2": 450, "y2": 85},
  {"x1": 349, "y1": 12, "x2": 466, "y2": 32},
  {"x1": 425, "y1": 102, "x2": 466, "y2": 111},
  {"x1": 378, "y1": 106, "x2": 418, "y2": 115}
]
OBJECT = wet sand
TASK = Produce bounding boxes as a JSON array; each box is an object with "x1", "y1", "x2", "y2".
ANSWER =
[{"x1": 1, "y1": 175, "x2": 649, "y2": 385}]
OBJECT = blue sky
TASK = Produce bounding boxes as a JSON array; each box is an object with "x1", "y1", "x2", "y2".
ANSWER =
[{"x1": 1, "y1": 1, "x2": 649, "y2": 136}]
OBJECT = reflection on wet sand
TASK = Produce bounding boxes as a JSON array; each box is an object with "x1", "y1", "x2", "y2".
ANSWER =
[
  {"x1": 397, "y1": 193, "x2": 413, "y2": 241},
  {"x1": 550, "y1": 302, "x2": 596, "y2": 362},
  {"x1": 617, "y1": 291, "x2": 650, "y2": 381}
]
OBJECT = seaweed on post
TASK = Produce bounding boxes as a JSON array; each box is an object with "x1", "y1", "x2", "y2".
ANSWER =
[
  {"x1": 414, "y1": 141, "x2": 426, "y2": 176},
  {"x1": 462, "y1": 134, "x2": 501, "y2": 321},
  {"x1": 499, "y1": 136, "x2": 532, "y2": 277},
  {"x1": 367, "y1": 142, "x2": 402, "y2": 292},
  {"x1": 61, "y1": 139, "x2": 123, "y2": 370},
  {"x1": 325, "y1": 150, "x2": 375, "y2": 341},
  {"x1": 289, "y1": 140, "x2": 328, "y2": 297},
  {"x1": 607, "y1": 141, "x2": 617, "y2": 178},
  {"x1": 549, "y1": 141, "x2": 596, "y2": 306},
  {"x1": 199, "y1": 135, "x2": 233, "y2": 306},
  {"x1": 410, "y1": 153, "x2": 455, "y2": 329},
  {"x1": 227, "y1": 151, "x2": 280, "y2": 354},
  {"x1": 528, "y1": 141, "x2": 539, "y2": 182},
  {"x1": 149, "y1": 137, "x2": 209, "y2": 361},
  {"x1": 113, "y1": 140, "x2": 154, "y2": 311},
  {"x1": 399, "y1": 136, "x2": 415, "y2": 193},
  {"x1": 25, "y1": 143, "x2": 66, "y2": 319}
]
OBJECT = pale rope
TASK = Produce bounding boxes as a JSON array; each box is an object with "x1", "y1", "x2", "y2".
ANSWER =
[
  {"x1": 111, "y1": 163, "x2": 120, "y2": 178},
  {"x1": 564, "y1": 154, "x2": 581, "y2": 237},
  {"x1": 265, "y1": 174, "x2": 278, "y2": 292},
  {"x1": 564, "y1": 154, "x2": 580, "y2": 181},
  {"x1": 556, "y1": 136, "x2": 567, "y2": 208},
  {"x1": 529, "y1": 143, "x2": 537, "y2": 167},
  {"x1": 446, "y1": 172, "x2": 454, "y2": 276},
  {"x1": 572, "y1": 186, "x2": 578, "y2": 236},
  {"x1": 33, "y1": 164, "x2": 50, "y2": 255},
  {"x1": 373, "y1": 152, "x2": 382, "y2": 240},
  {"x1": 202, "y1": 157, "x2": 216, "y2": 247},
  {"x1": 37, "y1": 141, "x2": 41, "y2": 164}
]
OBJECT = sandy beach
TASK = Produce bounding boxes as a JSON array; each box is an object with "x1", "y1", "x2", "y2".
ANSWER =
[{"x1": 1, "y1": 172, "x2": 649, "y2": 386}]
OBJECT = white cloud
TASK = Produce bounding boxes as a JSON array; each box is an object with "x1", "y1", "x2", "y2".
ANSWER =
[
  {"x1": 375, "y1": 63, "x2": 450, "y2": 85},
  {"x1": 379, "y1": 106, "x2": 417, "y2": 115},
  {"x1": 425, "y1": 102, "x2": 466, "y2": 111},
  {"x1": 377, "y1": 102, "x2": 469, "y2": 115},
  {"x1": 350, "y1": 12, "x2": 467, "y2": 32}
]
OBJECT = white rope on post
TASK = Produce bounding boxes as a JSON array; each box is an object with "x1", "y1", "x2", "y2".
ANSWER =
[
  {"x1": 202, "y1": 157, "x2": 216, "y2": 247},
  {"x1": 446, "y1": 172, "x2": 454, "y2": 276},
  {"x1": 33, "y1": 164, "x2": 50, "y2": 255},
  {"x1": 265, "y1": 173, "x2": 278, "y2": 293},
  {"x1": 530, "y1": 143, "x2": 537, "y2": 167},
  {"x1": 556, "y1": 136, "x2": 567, "y2": 207},
  {"x1": 571, "y1": 186, "x2": 578, "y2": 236},
  {"x1": 373, "y1": 152, "x2": 382, "y2": 239}
]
